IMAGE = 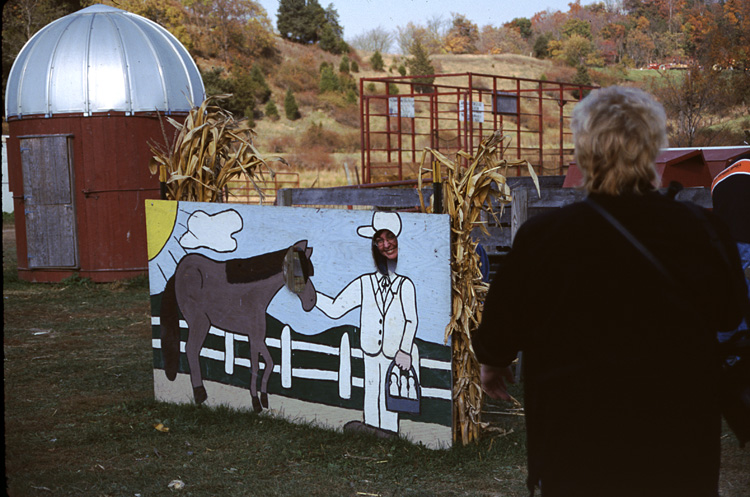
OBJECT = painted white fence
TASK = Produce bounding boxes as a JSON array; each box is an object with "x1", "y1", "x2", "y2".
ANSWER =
[{"x1": 151, "y1": 317, "x2": 452, "y2": 401}]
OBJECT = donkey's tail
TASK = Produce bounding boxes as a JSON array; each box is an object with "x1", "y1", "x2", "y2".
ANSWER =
[{"x1": 160, "y1": 275, "x2": 180, "y2": 381}]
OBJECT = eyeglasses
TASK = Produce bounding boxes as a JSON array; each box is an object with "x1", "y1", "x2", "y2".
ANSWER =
[{"x1": 374, "y1": 232, "x2": 396, "y2": 247}]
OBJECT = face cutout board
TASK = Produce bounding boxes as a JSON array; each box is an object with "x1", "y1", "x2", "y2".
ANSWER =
[{"x1": 145, "y1": 200, "x2": 453, "y2": 448}]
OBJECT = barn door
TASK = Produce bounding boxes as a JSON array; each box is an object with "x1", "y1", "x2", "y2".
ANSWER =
[{"x1": 20, "y1": 135, "x2": 78, "y2": 268}]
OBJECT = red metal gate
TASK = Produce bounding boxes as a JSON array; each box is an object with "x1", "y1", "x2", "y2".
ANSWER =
[{"x1": 359, "y1": 72, "x2": 597, "y2": 184}]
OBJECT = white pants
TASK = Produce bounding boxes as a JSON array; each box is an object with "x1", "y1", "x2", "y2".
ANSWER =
[{"x1": 363, "y1": 352, "x2": 398, "y2": 432}]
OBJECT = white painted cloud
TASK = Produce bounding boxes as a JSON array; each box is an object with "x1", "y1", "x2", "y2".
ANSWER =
[{"x1": 179, "y1": 209, "x2": 243, "y2": 252}]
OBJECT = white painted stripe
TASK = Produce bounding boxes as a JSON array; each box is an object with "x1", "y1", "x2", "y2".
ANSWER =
[
  {"x1": 293, "y1": 341, "x2": 339, "y2": 355},
  {"x1": 292, "y1": 368, "x2": 338, "y2": 381},
  {"x1": 352, "y1": 377, "x2": 364, "y2": 388},
  {"x1": 421, "y1": 387, "x2": 453, "y2": 400},
  {"x1": 420, "y1": 358, "x2": 451, "y2": 371}
]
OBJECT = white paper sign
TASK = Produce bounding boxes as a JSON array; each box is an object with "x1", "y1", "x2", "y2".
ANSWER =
[
  {"x1": 389, "y1": 97, "x2": 415, "y2": 118},
  {"x1": 459, "y1": 100, "x2": 484, "y2": 122}
]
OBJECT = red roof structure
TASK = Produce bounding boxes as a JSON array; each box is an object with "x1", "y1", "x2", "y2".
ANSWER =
[{"x1": 563, "y1": 146, "x2": 750, "y2": 189}]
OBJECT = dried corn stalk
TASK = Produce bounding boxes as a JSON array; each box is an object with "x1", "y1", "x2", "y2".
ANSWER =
[
  {"x1": 417, "y1": 130, "x2": 539, "y2": 445},
  {"x1": 149, "y1": 95, "x2": 285, "y2": 202}
]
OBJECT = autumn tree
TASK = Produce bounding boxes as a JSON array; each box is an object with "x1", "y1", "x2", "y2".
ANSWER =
[
  {"x1": 396, "y1": 17, "x2": 446, "y2": 55},
  {"x1": 184, "y1": 0, "x2": 274, "y2": 66},
  {"x1": 478, "y1": 25, "x2": 529, "y2": 55},
  {"x1": 506, "y1": 17, "x2": 533, "y2": 39},
  {"x1": 444, "y1": 13, "x2": 479, "y2": 54}
]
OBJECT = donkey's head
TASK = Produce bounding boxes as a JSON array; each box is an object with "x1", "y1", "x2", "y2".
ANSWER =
[{"x1": 283, "y1": 240, "x2": 316, "y2": 312}]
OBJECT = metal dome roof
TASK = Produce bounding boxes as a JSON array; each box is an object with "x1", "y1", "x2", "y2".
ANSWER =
[{"x1": 5, "y1": 4, "x2": 205, "y2": 118}]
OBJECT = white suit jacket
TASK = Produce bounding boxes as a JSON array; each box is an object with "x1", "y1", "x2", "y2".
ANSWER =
[{"x1": 316, "y1": 272, "x2": 418, "y2": 358}]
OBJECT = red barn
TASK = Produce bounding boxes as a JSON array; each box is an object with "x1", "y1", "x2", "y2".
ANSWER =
[{"x1": 4, "y1": 4, "x2": 204, "y2": 282}]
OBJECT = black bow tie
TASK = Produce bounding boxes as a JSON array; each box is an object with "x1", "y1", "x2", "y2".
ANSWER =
[{"x1": 380, "y1": 277, "x2": 390, "y2": 291}]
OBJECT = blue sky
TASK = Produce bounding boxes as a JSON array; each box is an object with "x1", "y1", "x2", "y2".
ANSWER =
[{"x1": 256, "y1": 0, "x2": 595, "y2": 44}]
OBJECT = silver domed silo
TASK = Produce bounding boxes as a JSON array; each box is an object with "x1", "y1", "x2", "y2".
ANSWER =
[
  {"x1": 4, "y1": 4, "x2": 205, "y2": 282},
  {"x1": 5, "y1": 3, "x2": 204, "y2": 118}
]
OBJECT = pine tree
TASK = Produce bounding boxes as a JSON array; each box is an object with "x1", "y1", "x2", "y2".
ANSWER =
[
  {"x1": 319, "y1": 64, "x2": 341, "y2": 92},
  {"x1": 351, "y1": 60, "x2": 359, "y2": 73},
  {"x1": 284, "y1": 88, "x2": 301, "y2": 120},
  {"x1": 370, "y1": 50, "x2": 384, "y2": 71},
  {"x1": 406, "y1": 41, "x2": 435, "y2": 94}
]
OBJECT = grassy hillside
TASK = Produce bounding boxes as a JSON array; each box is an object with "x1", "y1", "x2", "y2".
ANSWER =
[{"x1": 227, "y1": 39, "x2": 575, "y2": 189}]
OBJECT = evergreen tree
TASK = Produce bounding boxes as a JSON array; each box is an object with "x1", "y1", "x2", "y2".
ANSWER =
[
  {"x1": 277, "y1": 0, "x2": 325, "y2": 44},
  {"x1": 370, "y1": 50, "x2": 384, "y2": 71},
  {"x1": 319, "y1": 64, "x2": 341, "y2": 92},
  {"x1": 351, "y1": 60, "x2": 359, "y2": 73},
  {"x1": 284, "y1": 88, "x2": 301, "y2": 120},
  {"x1": 265, "y1": 99, "x2": 280, "y2": 121},
  {"x1": 277, "y1": 0, "x2": 306, "y2": 42},
  {"x1": 406, "y1": 41, "x2": 435, "y2": 94},
  {"x1": 319, "y1": 23, "x2": 343, "y2": 54},
  {"x1": 339, "y1": 55, "x2": 351, "y2": 73}
]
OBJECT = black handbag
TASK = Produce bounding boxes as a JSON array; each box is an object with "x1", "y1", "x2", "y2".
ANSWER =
[{"x1": 586, "y1": 197, "x2": 750, "y2": 447}]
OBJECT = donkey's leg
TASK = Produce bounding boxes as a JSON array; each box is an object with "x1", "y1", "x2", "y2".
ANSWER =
[
  {"x1": 185, "y1": 315, "x2": 210, "y2": 404},
  {"x1": 258, "y1": 340, "x2": 274, "y2": 409},
  {"x1": 248, "y1": 341, "x2": 262, "y2": 413}
]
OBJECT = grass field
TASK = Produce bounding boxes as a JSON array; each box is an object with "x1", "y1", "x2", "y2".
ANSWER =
[{"x1": 3, "y1": 217, "x2": 749, "y2": 496}]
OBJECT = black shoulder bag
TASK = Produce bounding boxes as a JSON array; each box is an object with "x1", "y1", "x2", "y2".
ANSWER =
[{"x1": 586, "y1": 196, "x2": 750, "y2": 448}]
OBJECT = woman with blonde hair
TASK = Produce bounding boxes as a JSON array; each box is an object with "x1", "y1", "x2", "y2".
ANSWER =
[{"x1": 473, "y1": 86, "x2": 747, "y2": 496}]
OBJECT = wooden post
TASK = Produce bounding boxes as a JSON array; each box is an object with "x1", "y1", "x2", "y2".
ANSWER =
[{"x1": 510, "y1": 187, "x2": 528, "y2": 383}]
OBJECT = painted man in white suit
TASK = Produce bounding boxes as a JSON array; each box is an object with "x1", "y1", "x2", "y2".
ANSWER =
[{"x1": 315, "y1": 211, "x2": 418, "y2": 436}]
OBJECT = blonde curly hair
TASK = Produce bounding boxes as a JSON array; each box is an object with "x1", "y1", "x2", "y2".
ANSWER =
[{"x1": 572, "y1": 86, "x2": 667, "y2": 195}]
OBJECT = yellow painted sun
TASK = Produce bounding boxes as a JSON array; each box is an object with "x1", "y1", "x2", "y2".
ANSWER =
[{"x1": 145, "y1": 200, "x2": 178, "y2": 260}]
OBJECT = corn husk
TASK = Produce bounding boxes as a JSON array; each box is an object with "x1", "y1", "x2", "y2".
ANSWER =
[
  {"x1": 418, "y1": 130, "x2": 539, "y2": 445},
  {"x1": 149, "y1": 95, "x2": 285, "y2": 202}
]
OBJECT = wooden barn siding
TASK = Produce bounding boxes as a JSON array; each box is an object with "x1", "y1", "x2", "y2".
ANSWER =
[{"x1": 7, "y1": 114, "x2": 174, "y2": 282}]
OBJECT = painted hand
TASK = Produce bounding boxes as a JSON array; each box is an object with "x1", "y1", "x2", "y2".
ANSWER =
[
  {"x1": 480, "y1": 364, "x2": 514, "y2": 401},
  {"x1": 394, "y1": 350, "x2": 412, "y2": 371}
]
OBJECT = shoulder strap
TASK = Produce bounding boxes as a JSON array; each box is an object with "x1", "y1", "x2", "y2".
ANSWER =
[{"x1": 584, "y1": 197, "x2": 674, "y2": 284}]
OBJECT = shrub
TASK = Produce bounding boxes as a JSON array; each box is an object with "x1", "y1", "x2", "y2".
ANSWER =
[
  {"x1": 351, "y1": 60, "x2": 359, "y2": 73},
  {"x1": 265, "y1": 100, "x2": 280, "y2": 121},
  {"x1": 370, "y1": 50, "x2": 384, "y2": 71},
  {"x1": 284, "y1": 88, "x2": 301, "y2": 120}
]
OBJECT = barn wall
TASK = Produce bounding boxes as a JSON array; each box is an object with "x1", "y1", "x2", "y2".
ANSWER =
[{"x1": 7, "y1": 113, "x2": 183, "y2": 282}]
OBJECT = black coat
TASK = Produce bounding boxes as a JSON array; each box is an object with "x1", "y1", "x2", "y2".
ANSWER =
[{"x1": 473, "y1": 191, "x2": 748, "y2": 497}]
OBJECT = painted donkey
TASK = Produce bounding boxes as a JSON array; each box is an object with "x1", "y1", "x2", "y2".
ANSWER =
[{"x1": 159, "y1": 240, "x2": 316, "y2": 412}]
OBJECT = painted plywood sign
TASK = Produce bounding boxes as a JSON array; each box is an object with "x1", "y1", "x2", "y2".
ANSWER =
[{"x1": 145, "y1": 200, "x2": 453, "y2": 448}]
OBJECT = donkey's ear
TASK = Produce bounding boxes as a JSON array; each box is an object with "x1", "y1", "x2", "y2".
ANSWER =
[
  {"x1": 305, "y1": 247, "x2": 313, "y2": 259},
  {"x1": 295, "y1": 239, "x2": 308, "y2": 250}
]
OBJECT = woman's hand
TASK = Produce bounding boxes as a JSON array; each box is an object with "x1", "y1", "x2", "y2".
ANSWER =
[
  {"x1": 394, "y1": 350, "x2": 412, "y2": 371},
  {"x1": 480, "y1": 364, "x2": 514, "y2": 401}
]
